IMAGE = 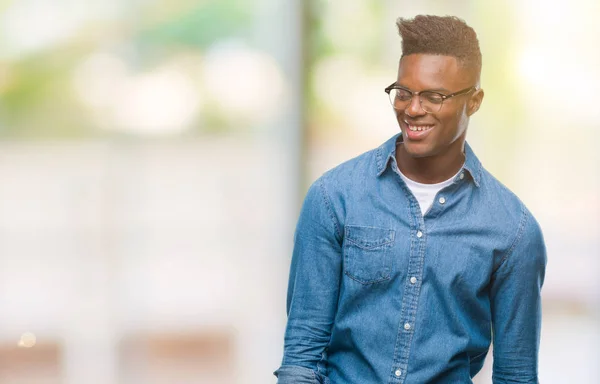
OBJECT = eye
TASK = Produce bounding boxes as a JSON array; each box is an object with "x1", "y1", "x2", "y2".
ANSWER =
[
  {"x1": 421, "y1": 92, "x2": 444, "y2": 104},
  {"x1": 394, "y1": 89, "x2": 412, "y2": 101}
]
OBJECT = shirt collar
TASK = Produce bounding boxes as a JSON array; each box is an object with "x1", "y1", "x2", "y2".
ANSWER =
[{"x1": 375, "y1": 133, "x2": 482, "y2": 187}]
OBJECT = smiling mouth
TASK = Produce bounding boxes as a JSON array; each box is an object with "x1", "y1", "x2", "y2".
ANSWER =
[{"x1": 405, "y1": 121, "x2": 434, "y2": 132}]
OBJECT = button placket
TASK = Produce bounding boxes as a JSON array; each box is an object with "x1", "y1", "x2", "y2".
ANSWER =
[{"x1": 390, "y1": 210, "x2": 426, "y2": 383}]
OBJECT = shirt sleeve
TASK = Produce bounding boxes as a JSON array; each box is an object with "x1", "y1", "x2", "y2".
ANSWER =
[
  {"x1": 274, "y1": 178, "x2": 343, "y2": 384},
  {"x1": 490, "y1": 210, "x2": 547, "y2": 383}
]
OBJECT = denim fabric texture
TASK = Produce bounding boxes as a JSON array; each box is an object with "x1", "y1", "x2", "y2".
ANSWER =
[{"x1": 275, "y1": 134, "x2": 547, "y2": 384}]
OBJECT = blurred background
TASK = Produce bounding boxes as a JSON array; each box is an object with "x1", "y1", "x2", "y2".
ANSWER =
[{"x1": 0, "y1": 0, "x2": 597, "y2": 383}]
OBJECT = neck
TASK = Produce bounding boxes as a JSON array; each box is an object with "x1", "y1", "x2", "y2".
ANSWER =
[{"x1": 395, "y1": 139, "x2": 466, "y2": 184}]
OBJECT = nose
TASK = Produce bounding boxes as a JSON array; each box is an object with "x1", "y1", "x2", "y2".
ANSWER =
[{"x1": 405, "y1": 94, "x2": 426, "y2": 117}]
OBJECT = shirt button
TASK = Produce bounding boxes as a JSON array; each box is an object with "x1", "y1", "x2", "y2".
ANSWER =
[
  {"x1": 395, "y1": 369, "x2": 402, "y2": 377},
  {"x1": 416, "y1": 231, "x2": 423, "y2": 238},
  {"x1": 439, "y1": 197, "x2": 446, "y2": 204},
  {"x1": 410, "y1": 276, "x2": 417, "y2": 284},
  {"x1": 404, "y1": 323, "x2": 411, "y2": 330},
  {"x1": 459, "y1": 172, "x2": 465, "y2": 180}
]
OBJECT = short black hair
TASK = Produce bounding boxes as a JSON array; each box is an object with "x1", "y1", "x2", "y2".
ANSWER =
[{"x1": 396, "y1": 15, "x2": 482, "y2": 80}]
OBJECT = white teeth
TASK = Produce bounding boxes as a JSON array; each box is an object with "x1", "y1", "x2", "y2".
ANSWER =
[{"x1": 408, "y1": 124, "x2": 433, "y2": 132}]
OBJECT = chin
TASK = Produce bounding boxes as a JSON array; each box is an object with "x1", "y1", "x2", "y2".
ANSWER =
[{"x1": 401, "y1": 141, "x2": 435, "y2": 159}]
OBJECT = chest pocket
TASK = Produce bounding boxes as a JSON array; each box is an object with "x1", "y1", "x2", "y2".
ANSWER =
[{"x1": 343, "y1": 225, "x2": 395, "y2": 285}]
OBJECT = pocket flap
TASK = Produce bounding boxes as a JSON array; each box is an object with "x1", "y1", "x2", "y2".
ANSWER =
[{"x1": 345, "y1": 225, "x2": 395, "y2": 249}]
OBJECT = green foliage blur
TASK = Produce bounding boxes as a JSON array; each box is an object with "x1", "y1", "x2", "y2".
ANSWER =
[
  {"x1": 0, "y1": 0, "x2": 252, "y2": 139},
  {"x1": 0, "y1": 0, "x2": 521, "y2": 155}
]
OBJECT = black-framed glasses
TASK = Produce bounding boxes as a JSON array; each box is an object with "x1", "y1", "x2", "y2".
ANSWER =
[{"x1": 384, "y1": 83, "x2": 477, "y2": 113}]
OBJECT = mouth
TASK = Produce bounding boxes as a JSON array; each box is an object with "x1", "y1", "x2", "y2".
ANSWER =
[{"x1": 402, "y1": 120, "x2": 435, "y2": 140}]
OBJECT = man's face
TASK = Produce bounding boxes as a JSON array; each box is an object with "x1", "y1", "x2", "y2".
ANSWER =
[{"x1": 394, "y1": 54, "x2": 483, "y2": 159}]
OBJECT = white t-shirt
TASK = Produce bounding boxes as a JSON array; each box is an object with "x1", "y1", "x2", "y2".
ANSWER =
[{"x1": 397, "y1": 168, "x2": 463, "y2": 216}]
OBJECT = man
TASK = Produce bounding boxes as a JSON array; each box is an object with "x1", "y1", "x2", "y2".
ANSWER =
[{"x1": 275, "y1": 15, "x2": 547, "y2": 384}]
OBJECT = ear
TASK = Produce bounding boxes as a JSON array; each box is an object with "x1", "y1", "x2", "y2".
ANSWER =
[{"x1": 467, "y1": 89, "x2": 484, "y2": 116}]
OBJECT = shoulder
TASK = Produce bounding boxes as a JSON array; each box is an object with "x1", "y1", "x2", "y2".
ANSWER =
[
  {"x1": 302, "y1": 145, "x2": 382, "y2": 233},
  {"x1": 478, "y1": 168, "x2": 538, "y2": 227},
  {"x1": 478, "y1": 169, "x2": 546, "y2": 268},
  {"x1": 308, "y1": 146, "x2": 381, "y2": 199},
  {"x1": 311, "y1": 134, "x2": 398, "y2": 193},
  {"x1": 321, "y1": 147, "x2": 380, "y2": 184}
]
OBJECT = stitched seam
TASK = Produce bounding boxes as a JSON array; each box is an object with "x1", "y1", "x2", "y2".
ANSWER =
[
  {"x1": 376, "y1": 146, "x2": 383, "y2": 174},
  {"x1": 345, "y1": 224, "x2": 394, "y2": 230},
  {"x1": 493, "y1": 205, "x2": 529, "y2": 273},
  {"x1": 398, "y1": 211, "x2": 425, "y2": 379},
  {"x1": 388, "y1": 175, "x2": 419, "y2": 381},
  {"x1": 344, "y1": 226, "x2": 394, "y2": 284},
  {"x1": 346, "y1": 237, "x2": 395, "y2": 249},
  {"x1": 318, "y1": 178, "x2": 342, "y2": 241},
  {"x1": 344, "y1": 271, "x2": 391, "y2": 285}
]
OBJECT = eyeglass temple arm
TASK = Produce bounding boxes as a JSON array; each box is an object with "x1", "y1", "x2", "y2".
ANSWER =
[
  {"x1": 384, "y1": 83, "x2": 397, "y2": 93},
  {"x1": 444, "y1": 86, "x2": 477, "y2": 99}
]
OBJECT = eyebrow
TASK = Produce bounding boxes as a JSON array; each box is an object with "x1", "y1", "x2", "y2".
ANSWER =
[{"x1": 396, "y1": 84, "x2": 451, "y2": 93}]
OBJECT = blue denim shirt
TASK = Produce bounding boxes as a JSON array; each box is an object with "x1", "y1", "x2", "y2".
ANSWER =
[{"x1": 275, "y1": 134, "x2": 547, "y2": 384}]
